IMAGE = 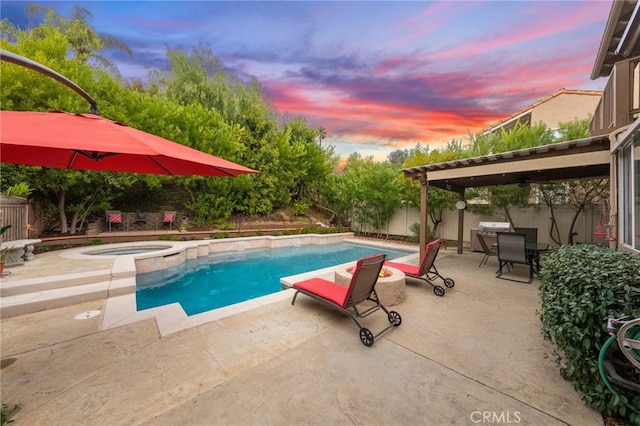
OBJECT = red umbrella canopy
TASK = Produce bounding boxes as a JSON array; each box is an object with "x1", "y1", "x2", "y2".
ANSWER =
[{"x1": 0, "y1": 110, "x2": 258, "y2": 176}]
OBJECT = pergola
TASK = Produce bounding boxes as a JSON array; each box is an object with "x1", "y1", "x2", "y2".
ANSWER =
[{"x1": 402, "y1": 136, "x2": 611, "y2": 256}]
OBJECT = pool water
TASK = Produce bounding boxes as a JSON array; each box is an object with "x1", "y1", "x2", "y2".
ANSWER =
[{"x1": 136, "y1": 242, "x2": 412, "y2": 316}]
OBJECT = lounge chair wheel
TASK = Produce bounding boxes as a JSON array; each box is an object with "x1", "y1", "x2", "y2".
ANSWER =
[
  {"x1": 444, "y1": 278, "x2": 455, "y2": 288},
  {"x1": 388, "y1": 311, "x2": 402, "y2": 327},
  {"x1": 360, "y1": 328, "x2": 374, "y2": 346},
  {"x1": 433, "y1": 286, "x2": 445, "y2": 297}
]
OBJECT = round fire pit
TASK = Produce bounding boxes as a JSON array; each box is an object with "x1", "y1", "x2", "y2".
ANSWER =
[{"x1": 334, "y1": 264, "x2": 406, "y2": 306}]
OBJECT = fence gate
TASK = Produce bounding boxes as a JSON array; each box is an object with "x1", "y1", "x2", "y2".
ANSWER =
[{"x1": 0, "y1": 195, "x2": 28, "y2": 241}]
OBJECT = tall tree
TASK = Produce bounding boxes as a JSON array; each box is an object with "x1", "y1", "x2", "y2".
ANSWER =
[
  {"x1": 317, "y1": 127, "x2": 327, "y2": 146},
  {"x1": 64, "y1": 6, "x2": 132, "y2": 76},
  {"x1": 387, "y1": 149, "x2": 410, "y2": 165}
]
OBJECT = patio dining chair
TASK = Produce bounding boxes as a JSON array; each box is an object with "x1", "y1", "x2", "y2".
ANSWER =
[
  {"x1": 163, "y1": 211, "x2": 176, "y2": 230},
  {"x1": 514, "y1": 227, "x2": 548, "y2": 270},
  {"x1": 291, "y1": 253, "x2": 402, "y2": 346},
  {"x1": 496, "y1": 232, "x2": 534, "y2": 284},
  {"x1": 106, "y1": 210, "x2": 123, "y2": 232},
  {"x1": 134, "y1": 211, "x2": 147, "y2": 226},
  {"x1": 476, "y1": 233, "x2": 498, "y2": 267},
  {"x1": 514, "y1": 227, "x2": 538, "y2": 245}
]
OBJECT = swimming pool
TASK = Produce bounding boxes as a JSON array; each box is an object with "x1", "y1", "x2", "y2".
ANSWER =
[{"x1": 136, "y1": 242, "x2": 412, "y2": 316}]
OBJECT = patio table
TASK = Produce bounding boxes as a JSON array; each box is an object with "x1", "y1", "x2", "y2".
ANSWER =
[{"x1": 527, "y1": 243, "x2": 549, "y2": 273}]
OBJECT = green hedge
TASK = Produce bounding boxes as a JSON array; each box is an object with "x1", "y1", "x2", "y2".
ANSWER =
[{"x1": 538, "y1": 244, "x2": 640, "y2": 424}]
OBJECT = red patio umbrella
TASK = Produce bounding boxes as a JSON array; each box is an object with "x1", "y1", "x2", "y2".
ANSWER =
[{"x1": 0, "y1": 110, "x2": 258, "y2": 176}]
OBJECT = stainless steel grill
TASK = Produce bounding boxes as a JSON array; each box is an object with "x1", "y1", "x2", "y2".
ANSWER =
[
  {"x1": 471, "y1": 222, "x2": 511, "y2": 252},
  {"x1": 478, "y1": 221, "x2": 511, "y2": 236}
]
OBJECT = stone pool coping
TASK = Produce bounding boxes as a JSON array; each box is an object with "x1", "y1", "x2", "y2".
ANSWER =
[{"x1": 0, "y1": 233, "x2": 419, "y2": 336}]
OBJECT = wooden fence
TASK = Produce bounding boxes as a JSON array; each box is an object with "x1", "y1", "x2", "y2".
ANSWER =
[{"x1": 0, "y1": 195, "x2": 29, "y2": 241}]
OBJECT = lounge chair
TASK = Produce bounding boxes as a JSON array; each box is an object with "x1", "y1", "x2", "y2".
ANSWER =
[
  {"x1": 291, "y1": 253, "x2": 402, "y2": 346},
  {"x1": 385, "y1": 239, "x2": 454, "y2": 296},
  {"x1": 496, "y1": 232, "x2": 534, "y2": 284}
]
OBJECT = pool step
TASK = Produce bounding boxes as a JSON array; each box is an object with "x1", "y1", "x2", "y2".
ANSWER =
[
  {"x1": 0, "y1": 272, "x2": 136, "y2": 318},
  {"x1": 1, "y1": 282, "x2": 110, "y2": 318},
  {"x1": 0, "y1": 270, "x2": 112, "y2": 297}
]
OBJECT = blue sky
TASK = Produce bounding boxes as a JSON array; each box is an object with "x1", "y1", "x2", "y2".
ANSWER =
[{"x1": 1, "y1": 1, "x2": 612, "y2": 161}]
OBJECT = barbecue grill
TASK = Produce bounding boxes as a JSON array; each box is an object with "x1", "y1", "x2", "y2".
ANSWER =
[{"x1": 471, "y1": 222, "x2": 511, "y2": 252}]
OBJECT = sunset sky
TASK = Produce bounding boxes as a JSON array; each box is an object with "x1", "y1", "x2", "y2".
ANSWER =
[{"x1": 2, "y1": 1, "x2": 613, "y2": 161}]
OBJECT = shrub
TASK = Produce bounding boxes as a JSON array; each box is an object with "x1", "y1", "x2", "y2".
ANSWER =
[
  {"x1": 409, "y1": 222, "x2": 434, "y2": 243},
  {"x1": 216, "y1": 221, "x2": 237, "y2": 230},
  {"x1": 1, "y1": 403, "x2": 20, "y2": 425},
  {"x1": 538, "y1": 244, "x2": 640, "y2": 424},
  {"x1": 292, "y1": 198, "x2": 311, "y2": 216}
]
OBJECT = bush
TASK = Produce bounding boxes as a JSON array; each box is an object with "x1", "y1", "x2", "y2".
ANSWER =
[
  {"x1": 1, "y1": 403, "x2": 20, "y2": 425},
  {"x1": 538, "y1": 244, "x2": 640, "y2": 424},
  {"x1": 292, "y1": 198, "x2": 312, "y2": 216},
  {"x1": 409, "y1": 222, "x2": 433, "y2": 243}
]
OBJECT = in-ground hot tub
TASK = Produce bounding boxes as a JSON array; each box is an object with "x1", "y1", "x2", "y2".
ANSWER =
[{"x1": 82, "y1": 244, "x2": 173, "y2": 256}]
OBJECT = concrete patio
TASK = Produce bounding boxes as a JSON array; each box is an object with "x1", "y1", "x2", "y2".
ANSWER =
[{"x1": 0, "y1": 245, "x2": 603, "y2": 425}]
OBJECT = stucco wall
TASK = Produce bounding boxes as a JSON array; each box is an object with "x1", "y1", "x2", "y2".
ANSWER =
[
  {"x1": 531, "y1": 93, "x2": 601, "y2": 130},
  {"x1": 362, "y1": 204, "x2": 605, "y2": 248}
]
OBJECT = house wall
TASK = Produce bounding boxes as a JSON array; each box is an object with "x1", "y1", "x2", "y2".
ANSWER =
[{"x1": 531, "y1": 93, "x2": 601, "y2": 130}]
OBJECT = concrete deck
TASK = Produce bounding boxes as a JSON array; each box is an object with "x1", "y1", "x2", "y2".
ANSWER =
[{"x1": 0, "y1": 244, "x2": 603, "y2": 425}]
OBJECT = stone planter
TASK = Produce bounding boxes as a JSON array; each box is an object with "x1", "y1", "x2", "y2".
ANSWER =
[{"x1": 334, "y1": 264, "x2": 406, "y2": 306}]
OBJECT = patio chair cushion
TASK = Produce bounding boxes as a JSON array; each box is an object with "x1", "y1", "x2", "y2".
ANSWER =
[
  {"x1": 292, "y1": 278, "x2": 348, "y2": 307},
  {"x1": 108, "y1": 213, "x2": 122, "y2": 223},
  {"x1": 384, "y1": 261, "x2": 418, "y2": 276}
]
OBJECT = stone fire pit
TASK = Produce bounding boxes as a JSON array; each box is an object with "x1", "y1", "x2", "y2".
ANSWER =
[{"x1": 334, "y1": 264, "x2": 406, "y2": 306}]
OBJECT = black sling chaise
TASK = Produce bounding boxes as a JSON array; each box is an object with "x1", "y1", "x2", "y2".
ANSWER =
[
  {"x1": 291, "y1": 253, "x2": 402, "y2": 346},
  {"x1": 385, "y1": 239, "x2": 455, "y2": 296}
]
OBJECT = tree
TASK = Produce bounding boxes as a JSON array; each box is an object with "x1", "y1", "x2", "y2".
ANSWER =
[
  {"x1": 536, "y1": 117, "x2": 600, "y2": 245},
  {"x1": 487, "y1": 185, "x2": 532, "y2": 229},
  {"x1": 555, "y1": 117, "x2": 592, "y2": 142},
  {"x1": 332, "y1": 155, "x2": 403, "y2": 236},
  {"x1": 565, "y1": 179, "x2": 609, "y2": 244},
  {"x1": 387, "y1": 149, "x2": 410, "y2": 165},
  {"x1": 317, "y1": 127, "x2": 327, "y2": 146},
  {"x1": 401, "y1": 141, "x2": 466, "y2": 236},
  {"x1": 11, "y1": 5, "x2": 133, "y2": 77},
  {"x1": 63, "y1": 6, "x2": 133, "y2": 76},
  {"x1": 537, "y1": 184, "x2": 564, "y2": 245}
]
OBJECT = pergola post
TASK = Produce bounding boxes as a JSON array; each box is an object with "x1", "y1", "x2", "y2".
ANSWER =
[
  {"x1": 608, "y1": 148, "x2": 618, "y2": 249},
  {"x1": 419, "y1": 172, "x2": 428, "y2": 259},
  {"x1": 457, "y1": 192, "x2": 465, "y2": 254}
]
